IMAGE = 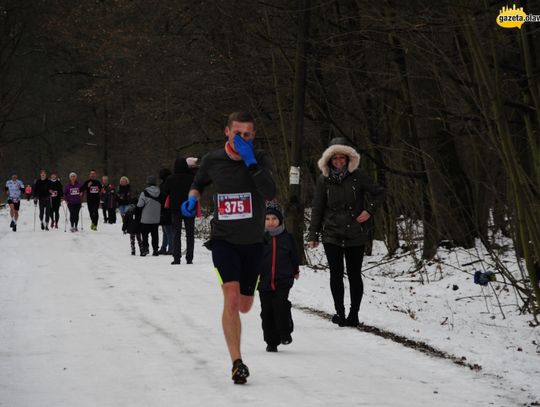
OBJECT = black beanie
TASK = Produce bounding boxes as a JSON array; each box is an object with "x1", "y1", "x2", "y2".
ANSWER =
[{"x1": 265, "y1": 201, "x2": 284, "y2": 225}]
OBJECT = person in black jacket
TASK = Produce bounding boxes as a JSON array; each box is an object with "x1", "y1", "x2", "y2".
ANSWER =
[
  {"x1": 48, "y1": 171, "x2": 63, "y2": 229},
  {"x1": 158, "y1": 168, "x2": 173, "y2": 254},
  {"x1": 33, "y1": 169, "x2": 52, "y2": 231},
  {"x1": 307, "y1": 137, "x2": 385, "y2": 327},
  {"x1": 117, "y1": 176, "x2": 131, "y2": 221},
  {"x1": 100, "y1": 175, "x2": 109, "y2": 223},
  {"x1": 258, "y1": 202, "x2": 299, "y2": 352},
  {"x1": 81, "y1": 170, "x2": 102, "y2": 231},
  {"x1": 162, "y1": 158, "x2": 195, "y2": 264}
]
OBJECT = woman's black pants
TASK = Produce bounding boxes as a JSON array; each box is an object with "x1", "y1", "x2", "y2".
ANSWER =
[{"x1": 323, "y1": 243, "x2": 365, "y2": 317}]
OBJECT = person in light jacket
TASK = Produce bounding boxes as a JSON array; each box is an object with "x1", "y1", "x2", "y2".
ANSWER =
[{"x1": 137, "y1": 175, "x2": 163, "y2": 256}]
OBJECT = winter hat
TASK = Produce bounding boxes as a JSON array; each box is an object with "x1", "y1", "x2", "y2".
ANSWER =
[
  {"x1": 186, "y1": 157, "x2": 198, "y2": 167},
  {"x1": 265, "y1": 201, "x2": 284, "y2": 225},
  {"x1": 69, "y1": 172, "x2": 77, "y2": 178},
  {"x1": 317, "y1": 137, "x2": 361, "y2": 177},
  {"x1": 146, "y1": 175, "x2": 157, "y2": 186}
]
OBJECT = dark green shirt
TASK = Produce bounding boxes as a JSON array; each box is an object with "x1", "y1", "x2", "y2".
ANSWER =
[{"x1": 192, "y1": 148, "x2": 276, "y2": 244}]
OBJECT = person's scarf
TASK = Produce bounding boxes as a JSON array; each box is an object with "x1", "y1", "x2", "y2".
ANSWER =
[
  {"x1": 329, "y1": 166, "x2": 349, "y2": 183},
  {"x1": 266, "y1": 224, "x2": 285, "y2": 236},
  {"x1": 225, "y1": 142, "x2": 242, "y2": 161}
]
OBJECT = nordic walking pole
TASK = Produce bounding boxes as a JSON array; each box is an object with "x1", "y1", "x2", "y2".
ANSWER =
[
  {"x1": 80, "y1": 203, "x2": 84, "y2": 231},
  {"x1": 62, "y1": 201, "x2": 68, "y2": 232},
  {"x1": 33, "y1": 201, "x2": 37, "y2": 232}
]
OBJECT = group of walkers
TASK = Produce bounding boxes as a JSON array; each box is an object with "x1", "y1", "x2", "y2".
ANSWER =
[
  {"x1": 3, "y1": 111, "x2": 384, "y2": 386},
  {"x1": 3, "y1": 169, "x2": 132, "y2": 233},
  {"x1": 3, "y1": 164, "x2": 197, "y2": 263}
]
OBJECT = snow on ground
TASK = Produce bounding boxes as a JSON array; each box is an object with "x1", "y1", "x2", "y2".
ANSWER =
[
  {"x1": 0, "y1": 201, "x2": 538, "y2": 406},
  {"x1": 300, "y1": 242, "x2": 540, "y2": 404}
]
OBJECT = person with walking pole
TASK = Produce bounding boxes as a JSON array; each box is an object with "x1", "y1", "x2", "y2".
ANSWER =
[
  {"x1": 33, "y1": 169, "x2": 52, "y2": 231},
  {"x1": 64, "y1": 172, "x2": 83, "y2": 232},
  {"x1": 181, "y1": 112, "x2": 276, "y2": 385},
  {"x1": 48, "y1": 170, "x2": 63, "y2": 229}
]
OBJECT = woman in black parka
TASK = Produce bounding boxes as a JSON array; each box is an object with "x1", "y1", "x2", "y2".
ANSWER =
[{"x1": 307, "y1": 138, "x2": 384, "y2": 327}]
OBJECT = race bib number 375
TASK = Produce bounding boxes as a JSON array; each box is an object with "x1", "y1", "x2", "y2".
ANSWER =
[{"x1": 217, "y1": 192, "x2": 253, "y2": 220}]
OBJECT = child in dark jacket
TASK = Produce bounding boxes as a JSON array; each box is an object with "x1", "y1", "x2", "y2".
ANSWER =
[
  {"x1": 122, "y1": 200, "x2": 143, "y2": 256},
  {"x1": 258, "y1": 202, "x2": 300, "y2": 352}
]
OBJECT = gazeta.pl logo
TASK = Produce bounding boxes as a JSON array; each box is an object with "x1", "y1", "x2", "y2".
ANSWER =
[{"x1": 497, "y1": 4, "x2": 540, "y2": 29}]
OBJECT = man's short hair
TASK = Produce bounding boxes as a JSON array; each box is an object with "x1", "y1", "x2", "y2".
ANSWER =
[{"x1": 227, "y1": 112, "x2": 254, "y2": 127}]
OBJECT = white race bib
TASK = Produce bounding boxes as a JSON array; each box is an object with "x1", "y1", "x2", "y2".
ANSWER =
[{"x1": 217, "y1": 192, "x2": 253, "y2": 220}]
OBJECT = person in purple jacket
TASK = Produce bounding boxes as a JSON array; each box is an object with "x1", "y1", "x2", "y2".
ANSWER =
[{"x1": 64, "y1": 172, "x2": 83, "y2": 232}]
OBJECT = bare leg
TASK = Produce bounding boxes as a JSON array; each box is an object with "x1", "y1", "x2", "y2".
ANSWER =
[
  {"x1": 9, "y1": 204, "x2": 18, "y2": 222},
  {"x1": 222, "y1": 282, "x2": 254, "y2": 362}
]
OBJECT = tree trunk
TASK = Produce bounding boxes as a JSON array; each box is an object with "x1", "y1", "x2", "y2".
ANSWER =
[{"x1": 287, "y1": 0, "x2": 310, "y2": 265}]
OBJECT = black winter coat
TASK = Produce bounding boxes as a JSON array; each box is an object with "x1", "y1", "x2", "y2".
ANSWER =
[
  {"x1": 307, "y1": 168, "x2": 385, "y2": 247},
  {"x1": 258, "y1": 229, "x2": 299, "y2": 292},
  {"x1": 33, "y1": 179, "x2": 52, "y2": 200},
  {"x1": 162, "y1": 158, "x2": 194, "y2": 213},
  {"x1": 116, "y1": 185, "x2": 131, "y2": 207}
]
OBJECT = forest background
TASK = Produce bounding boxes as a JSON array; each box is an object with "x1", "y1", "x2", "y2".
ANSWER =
[{"x1": 1, "y1": 0, "x2": 539, "y2": 315}]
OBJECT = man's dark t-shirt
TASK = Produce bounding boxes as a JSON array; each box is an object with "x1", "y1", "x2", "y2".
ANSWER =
[{"x1": 191, "y1": 149, "x2": 275, "y2": 245}]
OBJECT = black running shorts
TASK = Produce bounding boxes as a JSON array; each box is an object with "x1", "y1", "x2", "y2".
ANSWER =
[
  {"x1": 7, "y1": 200, "x2": 20, "y2": 211},
  {"x1": 211, "y1": 239, "x2": 264, "y2": 296}
]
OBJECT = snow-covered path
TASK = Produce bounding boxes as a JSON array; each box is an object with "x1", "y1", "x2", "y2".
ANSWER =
[{"x1": 0, "y1": 203, "x2": 524, "y2": 406}]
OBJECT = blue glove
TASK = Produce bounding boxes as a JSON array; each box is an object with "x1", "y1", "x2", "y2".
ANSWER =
[
  {"x1": 233, "y1": 134, "x2": 257, "y2": 167},
  {"x1": 181, "y1": 195, "x2": 198, "y2": 217}
]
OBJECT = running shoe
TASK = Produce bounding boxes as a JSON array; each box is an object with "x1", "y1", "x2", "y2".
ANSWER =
[{"x1": 231, "y1": 359, "x2": 249, "y2": 385}]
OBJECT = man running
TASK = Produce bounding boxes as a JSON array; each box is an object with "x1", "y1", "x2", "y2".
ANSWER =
[
  {"x1": 81, "y1": 170, "x2": 102, "y2": 230},
  {"x1": 181, "y1": 112, "x2": 276, "y2": 384},
  {"x1": 5, "y1": 173, "x2": 25, "y2": 232}
]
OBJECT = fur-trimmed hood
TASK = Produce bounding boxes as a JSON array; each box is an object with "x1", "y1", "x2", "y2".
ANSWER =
[{"x1": 317, "y1": 144, "x2": 361, "y2": 177}]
